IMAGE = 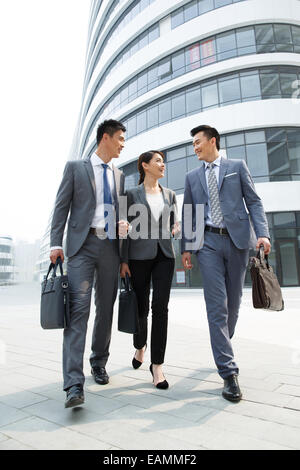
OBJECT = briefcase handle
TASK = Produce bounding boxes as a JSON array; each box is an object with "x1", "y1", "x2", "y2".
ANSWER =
[
  {"x1": 120, "y1": 273, "x2": 133, "y2": 293},
  {"x1": 44, "y1": 257, "x2": 64, "y2": 283},
  {"x1": 257, "y1": 244, "x2": 270, "y2": 269}
]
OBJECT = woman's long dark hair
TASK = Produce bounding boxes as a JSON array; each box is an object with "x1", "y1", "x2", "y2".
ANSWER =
[{"x1": 138, "y1": 150, "x2": 165, "y2": 185}]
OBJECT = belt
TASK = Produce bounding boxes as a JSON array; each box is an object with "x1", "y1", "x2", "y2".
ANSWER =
[
  {"x1": 205, "y1": 225, "x2": 229, "y2": 235},
  {"x1": 89, "y1": 227, "x2": 107, "y2": 238}
]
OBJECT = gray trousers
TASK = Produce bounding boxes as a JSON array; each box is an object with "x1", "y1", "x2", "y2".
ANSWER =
[
  {"x1": 63, "y1": 232, "x2": 120, "y2": 391},
  {"x1": 197, "y1": 231, "x2": 249, "y2": 379}
]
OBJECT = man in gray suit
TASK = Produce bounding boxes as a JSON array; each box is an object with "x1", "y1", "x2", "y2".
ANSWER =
[
  {"x1": 50, "y1": 119, "x2": 128, "y2": 408},
  {"x1": 181, "y1": 125, "x2": 271, "y2": 402}
]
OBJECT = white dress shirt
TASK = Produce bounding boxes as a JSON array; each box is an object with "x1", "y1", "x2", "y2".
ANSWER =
[
  {"x1": 146, "y1": 192, "x2": 164, "y2": 221},
  {"x1": 50, "y1": 153, "x2": 116, "y2": 251},
  {"x1": 204, "y1": 155, "x2": 225, "y2": 228}
]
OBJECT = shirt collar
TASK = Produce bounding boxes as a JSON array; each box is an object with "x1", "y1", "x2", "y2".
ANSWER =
[
  {"x1": 91, "y1": 152, "x2": 113, "y2": 170},
  {"x1": 204, "y1": 155, "x2": 222, "y2": 169}
]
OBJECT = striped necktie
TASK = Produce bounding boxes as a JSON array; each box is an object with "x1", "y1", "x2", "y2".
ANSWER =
[
  {"x1": 102, "y1": 163, "x2": 113, "y2": 237},
  {"x1": 207, "y1": 163, "x2": 223, "y2": 227}
]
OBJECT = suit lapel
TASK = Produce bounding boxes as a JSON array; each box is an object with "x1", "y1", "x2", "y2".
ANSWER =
[
  {"x1": 197, "y1": 163, "x2": 208, "y2": 195},
  {"x1": 83, "y1": 158, "x2": 96, "y2": 199},
  {"x1": 218, "y1": 157, "x2": 229, "y2": 190}
]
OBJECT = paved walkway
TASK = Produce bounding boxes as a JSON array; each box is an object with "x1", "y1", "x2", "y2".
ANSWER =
[{"x1": 0, "y1": 283, "x2": 300, "y2": 450}]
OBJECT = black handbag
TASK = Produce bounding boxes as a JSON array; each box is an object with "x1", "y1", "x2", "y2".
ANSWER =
[
  {"x1": 249, "y1": 245, "x2": 284, "y2": 311},
  {"x1": 40, "y1": 257, "x2": 70, "y2": 329},
  {"x1": 118, "y1": 274, "x2": 139, "y2": 334}
]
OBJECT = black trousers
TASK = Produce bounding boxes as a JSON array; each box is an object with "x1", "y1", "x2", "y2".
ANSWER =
[{"x1": 129, "y1": 245, "x2": 175, "y2": 365}]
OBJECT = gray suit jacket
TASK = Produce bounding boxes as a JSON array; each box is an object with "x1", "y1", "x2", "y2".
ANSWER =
[
  {"x1": 121, "y1": 184, "x2": 178, "y2": 263},
  {"x1": 181, "y1": 157, "x2": 270, "y2": 253},
  {"x1": 50, "y1": 157, "x2": 125, "y2": 258}
]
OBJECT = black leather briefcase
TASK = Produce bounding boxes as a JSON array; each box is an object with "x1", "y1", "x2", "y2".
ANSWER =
[
  {"x1": 118, "y1": 274, "x2": 139, "y2": 334},
  {"x1": 249, "y1": 246, "x2": 284, "y2": 311},
  {"x1": 40, "y1": 257, "x2": 70, "y2": 329}
]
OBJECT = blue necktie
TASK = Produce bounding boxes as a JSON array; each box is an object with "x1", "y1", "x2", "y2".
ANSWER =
[{"x1": 102, "y1": 164, "x2": 113, "y2": 237}]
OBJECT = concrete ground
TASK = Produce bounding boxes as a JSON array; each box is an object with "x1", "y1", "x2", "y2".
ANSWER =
[{"x1": 0, "y1": 283, "x2": 300, "y2": 450}]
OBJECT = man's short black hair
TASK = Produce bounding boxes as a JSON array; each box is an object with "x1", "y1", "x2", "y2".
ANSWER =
[
  {"x1": 96, "y1": 119, "x2": 126, "y2": 145},
  {"x1": 190, "y1": 125, "x2": 220, "y2": 150}
]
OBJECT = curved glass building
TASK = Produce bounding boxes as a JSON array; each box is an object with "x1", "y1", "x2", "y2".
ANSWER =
[{"x1": 43, "y1": 0, "x2": 300, "y2": 286}]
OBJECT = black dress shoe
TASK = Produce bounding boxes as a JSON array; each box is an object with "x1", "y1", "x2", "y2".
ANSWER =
[
  {"x1": 91, "y1": 366, "x2": 109, "y2": 385},
  {"x1": 150, "y1": 364, "x2": 169, "y2": 390},
  {"x1": 132, "y1": 344, "x2": 147, "y2": 369},
  {"x1": 222, "y1": 374, "x2": 242, "y2": 402},
  {"x1": 65, "y1": 384, "x2": 84, "y2": 408}
]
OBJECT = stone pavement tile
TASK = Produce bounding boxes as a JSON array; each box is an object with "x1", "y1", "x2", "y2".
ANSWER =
[
  {"x1": 85, "y1": 375, "x2": 145, "y2": 398},
  {"x1": 265, "y1": 374, "x2": 300, "y2": 388},
  {"x1": 9, "y1": 365, "x2": 60, "y2": 382},
  {"x1": 285, "y1": 397, "x2": 300, "y2": 411},
  {"x1": 0, "y1": 432, "x2": 9, "y2": 443},
  {"x1": 0, "y1": 403, "x2": 30, "y2": 428},
  {"x1": 243, "y1": 387, "x2": 296, "y2": 407},
  {"x1": 21, "y1": 396, "x2": 126, "y2": 428},
  {"x1": 2, "y1": 371, "x2": 49, "y2": 390},
  {"x1": 1, "y1": 416, "x2": 113, "y2": 450},
  {"x1": 276, "y1": 384, "x2": 300, "y2": 397},
  {"x1": 87, "y1": 421, "x2": 205, "y2": 451},
  {"x1": 0, "y1": 438, "x2": 34, "y2": 450},
  {"x1": 0, "y1": 388, "x2": 49, "y2": 409},
  {"x1": 200, "y1": 409, "x2": 300, "y2": 449},
  {"x1": 113, "y1": 389, "x2": 214, "y2": 423}
]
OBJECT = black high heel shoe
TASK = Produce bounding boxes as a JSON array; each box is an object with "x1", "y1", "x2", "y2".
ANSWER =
[
  {"x1": 132, "y1": 345, "x2": 147, "y2": 369},
  {"x1": 149, "y1": 364, "x2": 169, "y2": 389}
]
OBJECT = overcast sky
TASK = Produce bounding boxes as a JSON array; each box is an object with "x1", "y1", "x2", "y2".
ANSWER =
[{"x1": 0, "y1": 0, "x2": 90, "y2": 243}]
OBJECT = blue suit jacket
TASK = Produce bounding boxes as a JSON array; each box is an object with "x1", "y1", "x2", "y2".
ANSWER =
[{"x1": 181, "y1": 157, "x2": 270, "y2": 253}]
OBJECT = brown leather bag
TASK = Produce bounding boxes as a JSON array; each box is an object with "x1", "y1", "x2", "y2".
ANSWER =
[{"x1": 249, "y1": 246, "x2": 284, "y2": 311}]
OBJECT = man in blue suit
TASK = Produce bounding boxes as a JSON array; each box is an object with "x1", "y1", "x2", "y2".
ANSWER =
[{"x1": 181, "y1": 125, "x2": 271, "y2": 402}]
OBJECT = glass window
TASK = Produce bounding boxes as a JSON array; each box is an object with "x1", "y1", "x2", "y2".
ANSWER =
[
  {"x1": 172, "y1": 50, "x2": 185, "y2": 78},
  {"x1": 187, "y1": 155, "x2": 200, "y2": 171},
  {"x1": 288, "y1": 141, "x2": 300, "y2": 178},
  {"x1": 184, "y1": 0, "x2": 198, "y2": 21},
  {"x1": 255, "y1": 24, "x2": 275, "y2": 53},
  {"x1": 130, "y1": 38, "x2": 139, "y2": 56},
  {"x1": 240, "y1": 73, "x2": 261, "y2": 99},
  {"x1": 158, "y1": 58, "x2": 172, "y2": 78},
  {"x1": 186, "y1": 86, "x2": 201, "y2": 114},
  {"x1": 136, "y1": 110, "x2": 147, "y2": 134},
  {"x1": 172, "y1": 93, "x2": 186, "y2": 119},
  {"x1": 215, "y1": 0, "x2": 232, "y2": 6},
  {"x1": 159, "y1": 99, "x2": 171, "y2": 124},
  {"x1": 149, "y1": 23, "x2": 159, "y2": 43},
  {"x1": 147, "y1": 106, "x2": 158, "y2": 128},
  {"x1": 280, "y1": 73, "x2": 298, "y2": 98},
  {"x1": 292, "y1": 26, "x2": 300, "y2": 46},
  {"x1": 274, "y1": 213, "x2": 296, "y2": 228},
  {"x1": 268, "y1": 142, "x2": 290, "y2": 180},
  {"x1": 245, "y1": 131, "x2": 265, "y2": 144},
  {"x1": 266, "y1": 128, "x2": 287, "y2": 142},
  {"x1": 236, "y1": 26, "x2": 256, "y2": 55},
  {"x1": 171, "y1": 7, "x2": 184, "y2": 29},
  {"x1": 140, "y1": 0, "x2": 150, "y2": 10},
  {"x1": 260, "y1": 72, "x2": 281, "y2": 98},
  {"x1": 201, "y1": 82, "x2": 218, "y2": 109},
  {"x1": 200, "y1": 38, "x2": 216, "y2": 66},
  {"x1": 186, "y1": 143, "x2": 195, "y2": 156},
  {"x1": 137, "y1": 72, "x2": 148, "y2": 96},
  {"x1": 186, "y1": 43, "x2": 200, "y2": 71},
  {"x1": 167, "y1": 146, "x2": 186, "y2": 162},
  {"x1": 127, "y1": 116, "x2": 137, "y2": 138},
  {"x1": 274, "y1": 24, "x2": 292, "y2": 44},
  {"x1": 148, "y1": 64, "x2": 159, "y2": 90},
  {"x1": 287, "y1": 129, "x2": 300, "y2": 142},
  {"x1": 139, "y1": 31, "x2": 148, "y2": 49},
  {"x1": 218, "y1": 77, "x2": 240, "y2": 104},
  {"x1": 128, "y1": 78, "x2": 138, "y2": 101},
  {"x1": 226, "y1": 146, "x2": 246, "y2": 159},
  {"x1": 226, "y1": 133, "x2": 244, "y2": 147},
  {"x1": 168, "y1": 159, "x2": 187, "y2": 190},
  {"x1": 246, "y1": 143, "x2": 269, "y2": 180},
  {"x1": 216, "y1": 31, "x2": 237, "y2": 60},
  {"x1": 198, "y1": 0, "x2": 214, "y2": 14}
]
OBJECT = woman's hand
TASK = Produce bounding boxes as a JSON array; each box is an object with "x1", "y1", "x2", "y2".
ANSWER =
[
  {"x1": 171, "y1": 221, "x2": 181, "y2": 237},
  {"x1": 120, "y1": 262, "x2": 131, "y2": 278}
]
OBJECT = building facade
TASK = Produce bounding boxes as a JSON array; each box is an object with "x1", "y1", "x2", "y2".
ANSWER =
[
  {"x1": 0, "y1": 237, "x2": 15, "y2": 285},
  {"x1": 44, "y1": 0, "x2": 300, "y2": 287}
]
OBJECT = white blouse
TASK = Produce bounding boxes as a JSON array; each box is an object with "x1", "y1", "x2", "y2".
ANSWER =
[{"x1": 146, "y1": 192, "x2": 164, "y2": 221}]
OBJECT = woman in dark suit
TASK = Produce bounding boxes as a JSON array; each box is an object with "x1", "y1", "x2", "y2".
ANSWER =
[{"x1": 120, "y1": 150, "x2": 179, "y2": 389}]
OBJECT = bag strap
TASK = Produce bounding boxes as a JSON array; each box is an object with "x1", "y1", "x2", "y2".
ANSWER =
[
  {"x1": 257, "y1": 244, "x2": 270, "y2": 269},
  {"x1": 120, "y1": 273, "x2": 132, "y2": 293},
  {"x1": 52, "y1": 257, "x2": 64, "y2": 277}
]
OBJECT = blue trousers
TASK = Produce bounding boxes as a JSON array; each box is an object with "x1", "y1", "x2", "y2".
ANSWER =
[{"x1": 197, "y1": 231, "x2": 249, "y2": 379}]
